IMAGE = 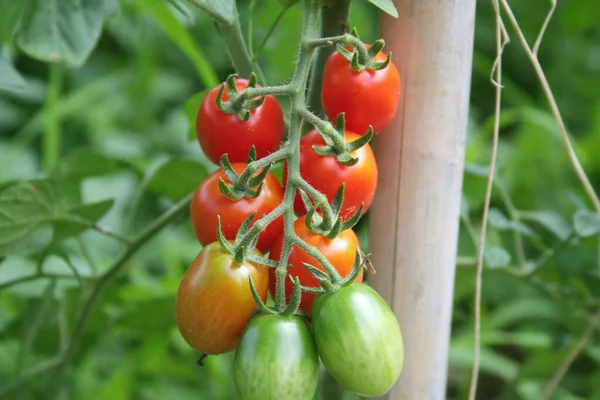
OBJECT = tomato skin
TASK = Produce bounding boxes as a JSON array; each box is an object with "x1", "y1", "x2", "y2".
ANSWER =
[
  {"x1": 289, "y1": 129, "x2": 377, "y2": 220},
  {"x1": 175, "y1": 242, "x2": 269, "y2": 355},
  {"x1": 268, "y1": 215, "x2": 363, "y2": 316},
  {"x1": 190, "y1": 163, "x2": 284, "y2": 253},
  {"x1": 196, "y1": 78, "x2": 285, "y2": 165},
  {"x1": 311, "y1": 283, "x2": 404, "y2": 397},
  {"x1": 321, "y1": 45, "x2": 401, "y2": 135},
  {"x1": 233, "y1": 314, "x2": 319, "y2": 400}
]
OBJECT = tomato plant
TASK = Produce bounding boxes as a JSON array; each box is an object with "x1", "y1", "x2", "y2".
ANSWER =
[
  {"x1": 321, "y1": 44, "x2": 401, "y2": 135},
  {"x1": 190, "y1": 163, "x2": 284, "y2": 253},
  {"x1": 196, "y1": 78, "x2": 285, "y2": 165},
  {"x1": 290, "y1": 129, "x2": 378, "y2": 221},
  {"x1": 268, "y1": 215, "x2": 363, "y2": 315},
  {"x1": 311, "y1": 283, "x2": 404, "y2": 397},
  {"x1": 233, "y1": 314, "x2": 319, "y2": 400},
  {"x1": 175, "y1": 242, "x2": 269, "y2": 355}
]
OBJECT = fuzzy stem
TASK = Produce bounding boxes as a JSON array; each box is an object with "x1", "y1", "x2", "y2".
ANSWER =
[{"x1": 305, "y1": 0, "x2": 351, "y2": 116}]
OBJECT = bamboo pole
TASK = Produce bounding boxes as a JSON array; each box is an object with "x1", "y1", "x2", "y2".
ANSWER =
[{"x1": 368, "y1": 1, "x2": 476, "y2": 399}]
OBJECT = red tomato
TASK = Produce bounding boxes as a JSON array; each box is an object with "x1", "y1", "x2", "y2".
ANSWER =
[
  {"x1": 175, "y1": 242, "x2": 269, "y2": 354},
  {"x1": 196, "y1": 78, "x2": 285, "y2": 165},
  {"x1": 321, "y1": 44, "x2": 401, "y2": 135},
  {"x1": 287, "y1": 130, "x2": 378, "y2": 221},
  {"x1": 190, "y1": 163, "x2": 284, "y2": 253},
  {"x1": 268, "y1": 215, "x2": 363, "y2": 316}
]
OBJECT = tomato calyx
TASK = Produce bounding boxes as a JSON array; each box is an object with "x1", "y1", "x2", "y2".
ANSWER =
[
  {"x1": 300, "y1": 184, "x2": 363, "y2": 239},
  {"x1": 218, "y1": 148, "x2": 273, "y2": 200},
  {"x1": 296, "y1": 249, "x2": 368, "y2": 295},
  {"x1": 216, "y1": 73, "x2": 266, "y2": 121},
  {"x1": 299, "y1": 111, "x2": 373, "y2": 166},
  {"x1": 336, "y1": 31, "x2": 392, "y2": 72}
]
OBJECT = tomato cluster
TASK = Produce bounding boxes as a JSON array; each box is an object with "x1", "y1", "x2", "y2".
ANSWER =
[{"x1": 176, "y1": 41, "x2": 403, "y2": 399}]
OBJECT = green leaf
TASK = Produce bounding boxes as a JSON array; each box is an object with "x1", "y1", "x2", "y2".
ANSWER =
[
  {"x1": 147, "y1": 159, "x2": 208, "y2": 201},
  {"x1": 488, "y1": 208, "x2": 536, "y2": 237},
  {"x1": 484, "y1": 244, "x2": 511, "y2": 269},
  {"x1": 518, "y1": 210, "x2": 572, "y2": 240},
  {"x1": 190, "y1": 0, "x2": 235, "y2": 24},
  {"x1": 57, "y1": 148, "x2": 120, "y2": 180},
  {"x1": 15, "y1": 0, "x2": 118, "y2": 67},
  {"x1": 363, "y1": 0, "x2": 398, "y2": 18},
  {"x1": 573, "y1": 209, "x2": 600, "y2": 238},
  {"x1": 0, "y1": 50, "x2": 25, "y2": 92},
  {"x1": 184, "y1": 91, "x2": 207, "y2": 141},
  {"x1": 0, "y1": 179, "x2": 113, "y2": 257},
  {"x1": 0, "y1": 0, "x2": 25, "y2": 43}
]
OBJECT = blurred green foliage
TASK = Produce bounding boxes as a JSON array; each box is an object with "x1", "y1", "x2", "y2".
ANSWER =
[{"x1": 0, "y1": 0, "x2": 600, "y2": 399}]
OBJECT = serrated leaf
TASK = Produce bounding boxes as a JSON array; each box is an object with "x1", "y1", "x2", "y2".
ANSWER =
[
  {"x1": 0, "y1": 50, "x2": 25, "y2": 92},
  {"x1": 0, "y1": 179, "x2": 112, "y2": 257},
  {"x1": 15, "y1": 0, "x2": 118, "y2": 67},
  {"x1": 184, "y1": 91, "x2": 207, "y2": 141},
  {"x1": 0, "y1": 0, "x2": 25, "y2": 43},
  {"x1": 147, "y1": 159, "x2": 208, "y2": 201},
  {"x1": 484, "y1": 244, "x2": 511, "y2": 269},
  {"x1": 364, "y1": 0, "x2": 398, "y2": 18},
  {"x1": 573, "y1": 209, "x2": 600, "y2": 238}
]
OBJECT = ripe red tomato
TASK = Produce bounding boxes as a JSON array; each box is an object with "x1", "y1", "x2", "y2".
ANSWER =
[
  {"x1": 288, "y1": 129, "x2": 377, "y2": 221},
  {"x1": 175, "y1": 242, "x2": 269, "y2": 355},
  {"x1": 190, "y1": 163, "x2": 284, "y2": 253},
  {"x1": 321, "y1": 44, "x2": 401, "y2": 135},
  {"x1": 268, "y1": 215, "x2": 363, "y2": 316},
  {"x1": 196, "y1": 78, "x2": 285, "y2": 165}
]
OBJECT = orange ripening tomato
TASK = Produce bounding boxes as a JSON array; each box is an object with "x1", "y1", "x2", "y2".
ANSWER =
[
  {"x1": 190, "y1": 163, "x2": 284, "y2": 253},
  {"x1": 268, "y1": 215, "x2": 363, "y2": 316},
  {"x1": 321, "y1": 44, "x2": 401, "y2": 135},
  {"x1": 287, "y1": 130, "x2": 378, "y2": 221},
  {"x1": 175, "y1": 242, "x2": 269, "y2": 355},
  {"x1": 196, "y1": 78, "x2": 285, "y2": 165}
]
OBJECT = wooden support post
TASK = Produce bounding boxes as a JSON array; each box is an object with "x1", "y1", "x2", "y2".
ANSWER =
[{"x1": 368, "y1": 1, "x2": 476, "y2": 399}]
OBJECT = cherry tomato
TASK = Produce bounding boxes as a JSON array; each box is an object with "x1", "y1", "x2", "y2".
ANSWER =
[
  {"x1": 196, "y1": 78, "x2": 285, "y2": 165},
  {"x1": 288, "y1": 129, "x2": 377, "y2": 221},
  {"x1": 190, "y1": 163, "x2": 284, "y2": 254},
  {"x1": 311, "y1": 283, "x2": 404, "y2": 397},
  {"x1": 321, "y1": 45, "x2": 401, "y2": 135},
  {"x1": 175, "y1": 242, "x2": 269, "y2": 355},
  {"x1": 234, "y1": 314, "x2": 319, "y2": 400},
  {"x1": 268, "y1": 215, "x2": 363, "y2": 316}
]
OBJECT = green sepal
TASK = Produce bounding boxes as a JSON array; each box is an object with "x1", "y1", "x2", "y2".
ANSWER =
[
  {"x1": 235, "y1": 212, "x2": 258, "y2": 242},
  {"x1": 247, "y1": 254, "x2": 279, "y2": 268},
  {"x1": 312, "y1": 144, "x2": 337, "y2": 157},
  {"x1": 218, "y1": 177, "x2": 243, "y2": 200},
  {"x1": 216, "y1": 216, "x2": 233, "y2": 253},
  {"x1": 246, "y1": 146, "x2": 258, "y2": 163},
  {"x1": 325, "y1": 218, "x2": 343, "y2": 240},
  {"x1": 281, "y1": 276, "x2": 303, "y2": 316},
  {"x1": 346, "y1": 127, "x2": 373, "y2": 152},
  {"x1": 301, "y1": 262, "x2": 329, "y2": 280},
  {"x1": 368, "y1": 39, "x2": 385, "y2": 58},
  {"x1": 336, "y1": 152, "x2": 360, "y2": 167},
  {"x1": 335, "y1": 112, "x2": 346, "y2": 133},
  {"x1": 340, "y1": 251, "x2": 363, "y2": 287},
  {"x1": 297, "y1": 285, "x2": 327, "y2": 295},
  {"x1": 247, "y1": 233, "x2": 260, "y2": 253},
  {"x1": 247, "y1": 165, "x2": 271, "y2": 188},
  {"x1": 350, "y1": 27, "x2": 360, "y2": 38},
  {"x1": 370, "y1": 51, "x2": 392, "y2": 71},
  {"x1": 219, "y1": 154, "x2": 239, "y2": 183},
  {"x1": 234, "y1": 246, "x2": 246, "y2": 265},
  {"x1": 248, "y1": 276, "x2": 275, "y2": 313},
  {"x1": 247, "y1": 72, "x2": 259, "y2": 88},
  {"x1": 340, "y1": 203, "x2": 364, "y2": 230},
  {"x1": 244, "y1": 95, "x2": 266, "y2": 111},
  {"x1": 330, "y1": 184, "x2": 345, "y2": 217},
  {"x1": 350, "y1": 51, "x2": 364, "y2": 72},
  {"x1": 298, "y1": 189, "x2": 315, "y2": 213}
]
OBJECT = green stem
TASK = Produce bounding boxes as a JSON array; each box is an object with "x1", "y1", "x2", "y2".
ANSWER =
[
  {"x1": 305, "y1": 0, "x2": 351, "y2": 116},
  {"x1": 43, "y1": 64, "x2": 63, "y2": 173},
  {"x1": 217, "y1": 7, "x2": 266, "y2": 83},
  {"x1": 45, "y1": 193, "x2": 193, "y2": 385},
  {"x1": 292, "y1": 235, "x2": 342, "y2": 282}
]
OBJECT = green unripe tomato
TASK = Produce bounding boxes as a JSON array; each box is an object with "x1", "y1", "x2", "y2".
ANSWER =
[
  {"x1": 233, "y1": 314, "x2": 319, "y2": 400},
  {"x1": 311, "y1": 283, "x2": 404, "y2": 397}
]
